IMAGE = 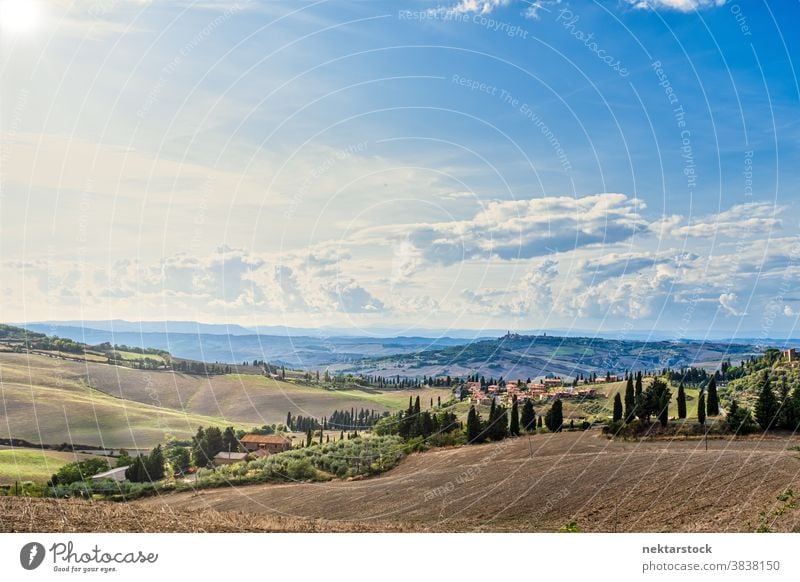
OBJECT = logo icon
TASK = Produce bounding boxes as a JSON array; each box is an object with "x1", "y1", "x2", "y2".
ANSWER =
[{"x1": 20, "y1": 542, "x2": 46, "y2": 570}]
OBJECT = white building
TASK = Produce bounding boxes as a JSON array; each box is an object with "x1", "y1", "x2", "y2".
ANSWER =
[{"x1": 90, "y1": 466, "x2": 129, "y2": 482}]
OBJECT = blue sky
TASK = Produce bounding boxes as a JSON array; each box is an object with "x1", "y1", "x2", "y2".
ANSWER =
[{"x1": 0, "y1": 0, "x2": 798, "y2": 338}]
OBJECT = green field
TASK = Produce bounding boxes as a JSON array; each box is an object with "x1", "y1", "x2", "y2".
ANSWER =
[
  {"x1": 0, "y1": 353, "x2": 238, "y2": 448},
  {"x1": 112, "y1": 350, "x2": 166, "y2": 363},
  {"x1": 0, "y1": 449, "x2": 98, "y2": 484},
  {"x1": 0, "y1": 352, "x2": 451, "y2": 449}
]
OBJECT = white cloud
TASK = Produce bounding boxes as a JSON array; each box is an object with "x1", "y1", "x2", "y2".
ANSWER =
[
  {"x1": 719, "y1": 292, "x2": 745, "y2": 316},
  {"x1": 671, "y1": 202, "x2": 782, "y2": 238},
  {"x1": 443, "y1": 0, "x2": 512, "y2": 15},
  {"x1": 462, "y1": 258, "x2": 559, "y2": 317},
  {"x1": 626, "y1": 0, "x2": 726, "y2": 11},
  {"x1": 576, "y1": 251, "x2": 694, "y2": 283},
  {"x1": 523, "y1": 1, "x2": 561, "y2": 19},
  {"x1": 353, "y1": 193, "x2": 647, "y2": 268},
  {"x1": 562, "y1": 262, "x2": 675, "y2": 320}
]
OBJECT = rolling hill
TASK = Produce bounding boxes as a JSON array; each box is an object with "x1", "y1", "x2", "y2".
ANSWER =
[
  {"x1": 339, "y1": 333, "x2": 761, "y2": 379},
  {"x1": 0, "y1": 350, "x2": 451, "y2": 449},
  {"x1": 20, "y1": 323, "x2": 473, "y2": 367}
]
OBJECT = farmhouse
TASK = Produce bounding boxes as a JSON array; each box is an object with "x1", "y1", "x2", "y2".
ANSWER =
[
  {"x1": 91, "y1": 466, "x2": 129, "y2": 483},
  {"x1": 784, "y1": 348, "x2": 797, "y2": 363},
  {"x1": 213, "y1": 451, "x2": 249, "y2": 466},
  {"x1": 240, "y1": 434, "x2": 292, "y2": 454}
]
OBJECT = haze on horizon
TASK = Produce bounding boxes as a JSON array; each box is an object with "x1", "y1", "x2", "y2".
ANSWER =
[{"x1": 1, "y1": 0, "x2": 798, "y2": 339}]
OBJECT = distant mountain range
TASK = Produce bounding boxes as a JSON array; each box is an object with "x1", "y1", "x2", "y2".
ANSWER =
[
  {"x1": 18, "y1": 323, "x2": 473, "y2": 367},
  {"x1": 336, "y1": 333, "x2": 765, "y2": 380},
  {"x1": 20, "y1": 319, "x2": 800, "y2": 343},
  {"x1": 14, "y1": 320, "x2": 795, "y2": 377}
]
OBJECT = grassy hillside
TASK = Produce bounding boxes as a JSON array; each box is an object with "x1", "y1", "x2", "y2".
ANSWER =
[
  {"x1": 0, "y1": 351, "x2": 451, "y2": 448},
  {"x1": 0, "y1": 353, "x2": 237, "y2": 448},
  {"x1": 0, "y1": 448, "x2": 98, "y2": 484}
]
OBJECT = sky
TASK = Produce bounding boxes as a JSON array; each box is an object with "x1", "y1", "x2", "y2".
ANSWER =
[{"x1": 0, "y1": 0, "x2": 798, "y2": 338}]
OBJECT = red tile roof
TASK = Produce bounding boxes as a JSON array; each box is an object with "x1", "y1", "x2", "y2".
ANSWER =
[{"x1": 240, "y1": 434, "x2": 292, "y2": 444}]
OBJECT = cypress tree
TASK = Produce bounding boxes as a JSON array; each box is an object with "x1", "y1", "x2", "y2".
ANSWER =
[
  {"x1": 146, "y1": 445, "x2": 165, "y2": 480},
  {"x1": 634, "y1": 372, "x2": 643, "y2": 403},
  {"x1": 489, "y1": 404, "x2": 508, "y2": 440},
  {"x1": 191, "y1": 427, "x2": 206, "y2": 467},
  {"x1": 510, "y1": 398, "x2": 520, "y2": 436},
  {"x1": 521, "y1": 399, "x2": 535, "y2": 431},
  {"x1": 545, "y1": 399, "x2": 563, "y2": 432},
  {"x1": 754, "y1": 372, "x2": 778, "y2": 430},
  {"x1": 650, "y1": 378, "x2": 670, "y2": 428},
  {"x1": 466, "y1": 406, "x2": 483, "y2": 443},
  {"x1": 222, "y1": 426, "x2": 238, "y2": 452},
  {"x1": 204, "y1": 427, "x2": 224, "y2": 460},
  {"x1": 624, "y1": 376, "x2": 635, "y2": 422},
  {"x1": 414, "y1": 396, "x2": 421, "y2": 415},
  {"x1": 778, "y1": 377, "x2": 791, "y2": 430},
  {"x1": 612, "y1": 393, "x2": 623, "y2": 422},
  {"x1": 706, "y1": 377, "x2": 719, "y2": 416},
  {"x1": 697, "y1": 391, "x2": 706, "y2": 426},
  {"x1": 125, "y1": 456, "x2": 144, "y2": 482},
  {"x1": 677, "y1": 383, "x2": 687, "y2": 419},
  {"x1": 537, "y1": 415, "x2": 543, "y2": 428}
]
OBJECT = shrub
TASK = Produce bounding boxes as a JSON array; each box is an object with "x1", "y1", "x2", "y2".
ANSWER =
[
  {"x1": 286, "y1": 459, "x2": 317, "y2": 481},
  {"x1": 50, "y1": 458, "x2": 110, "y2": 486}
]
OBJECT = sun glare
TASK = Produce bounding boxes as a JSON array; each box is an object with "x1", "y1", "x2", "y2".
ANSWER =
[{"x1": 0, "y1": 0, "x2": 42, "y2": 36}]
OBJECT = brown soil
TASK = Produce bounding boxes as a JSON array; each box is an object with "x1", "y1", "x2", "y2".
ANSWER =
[
  {"x1": 0, "y1": 496, "x2": 397, "y2": 533},
  {"x1": 137, "y1": 431, "x2": 800, "y2": 532},
  {"x1": 6, "y1": 431, "x2": 800, "y2": 532}
]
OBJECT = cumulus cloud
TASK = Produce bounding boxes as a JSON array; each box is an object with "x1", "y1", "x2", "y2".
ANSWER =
[
  {"x1": 576, "y1": 252, "x2": 695, "y2": 283},
  {"x1": 563, "y1": 262, "x2": 675, "y2": 320},
  {"x1": 671, "y1": 202, "x2": 782, "y2": 238},
  {"x1": 443, "y1": 0, "x2": 512, "y2": 15},
  {"x1": 523, "y1": 0, "x2": 561, "y2": 19},
  {"x1": 719, "y1": 292, "x2": 745, "y2": 316},
  {"x1": 626, "y1": 0, "x2": 726, "y2": 12},
  {"x1": 355, "y1": 193, "x2": 647, "y2": 268},
  {"x1": 462, "y1": 258, "x2": 559, "y2": 316}
]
